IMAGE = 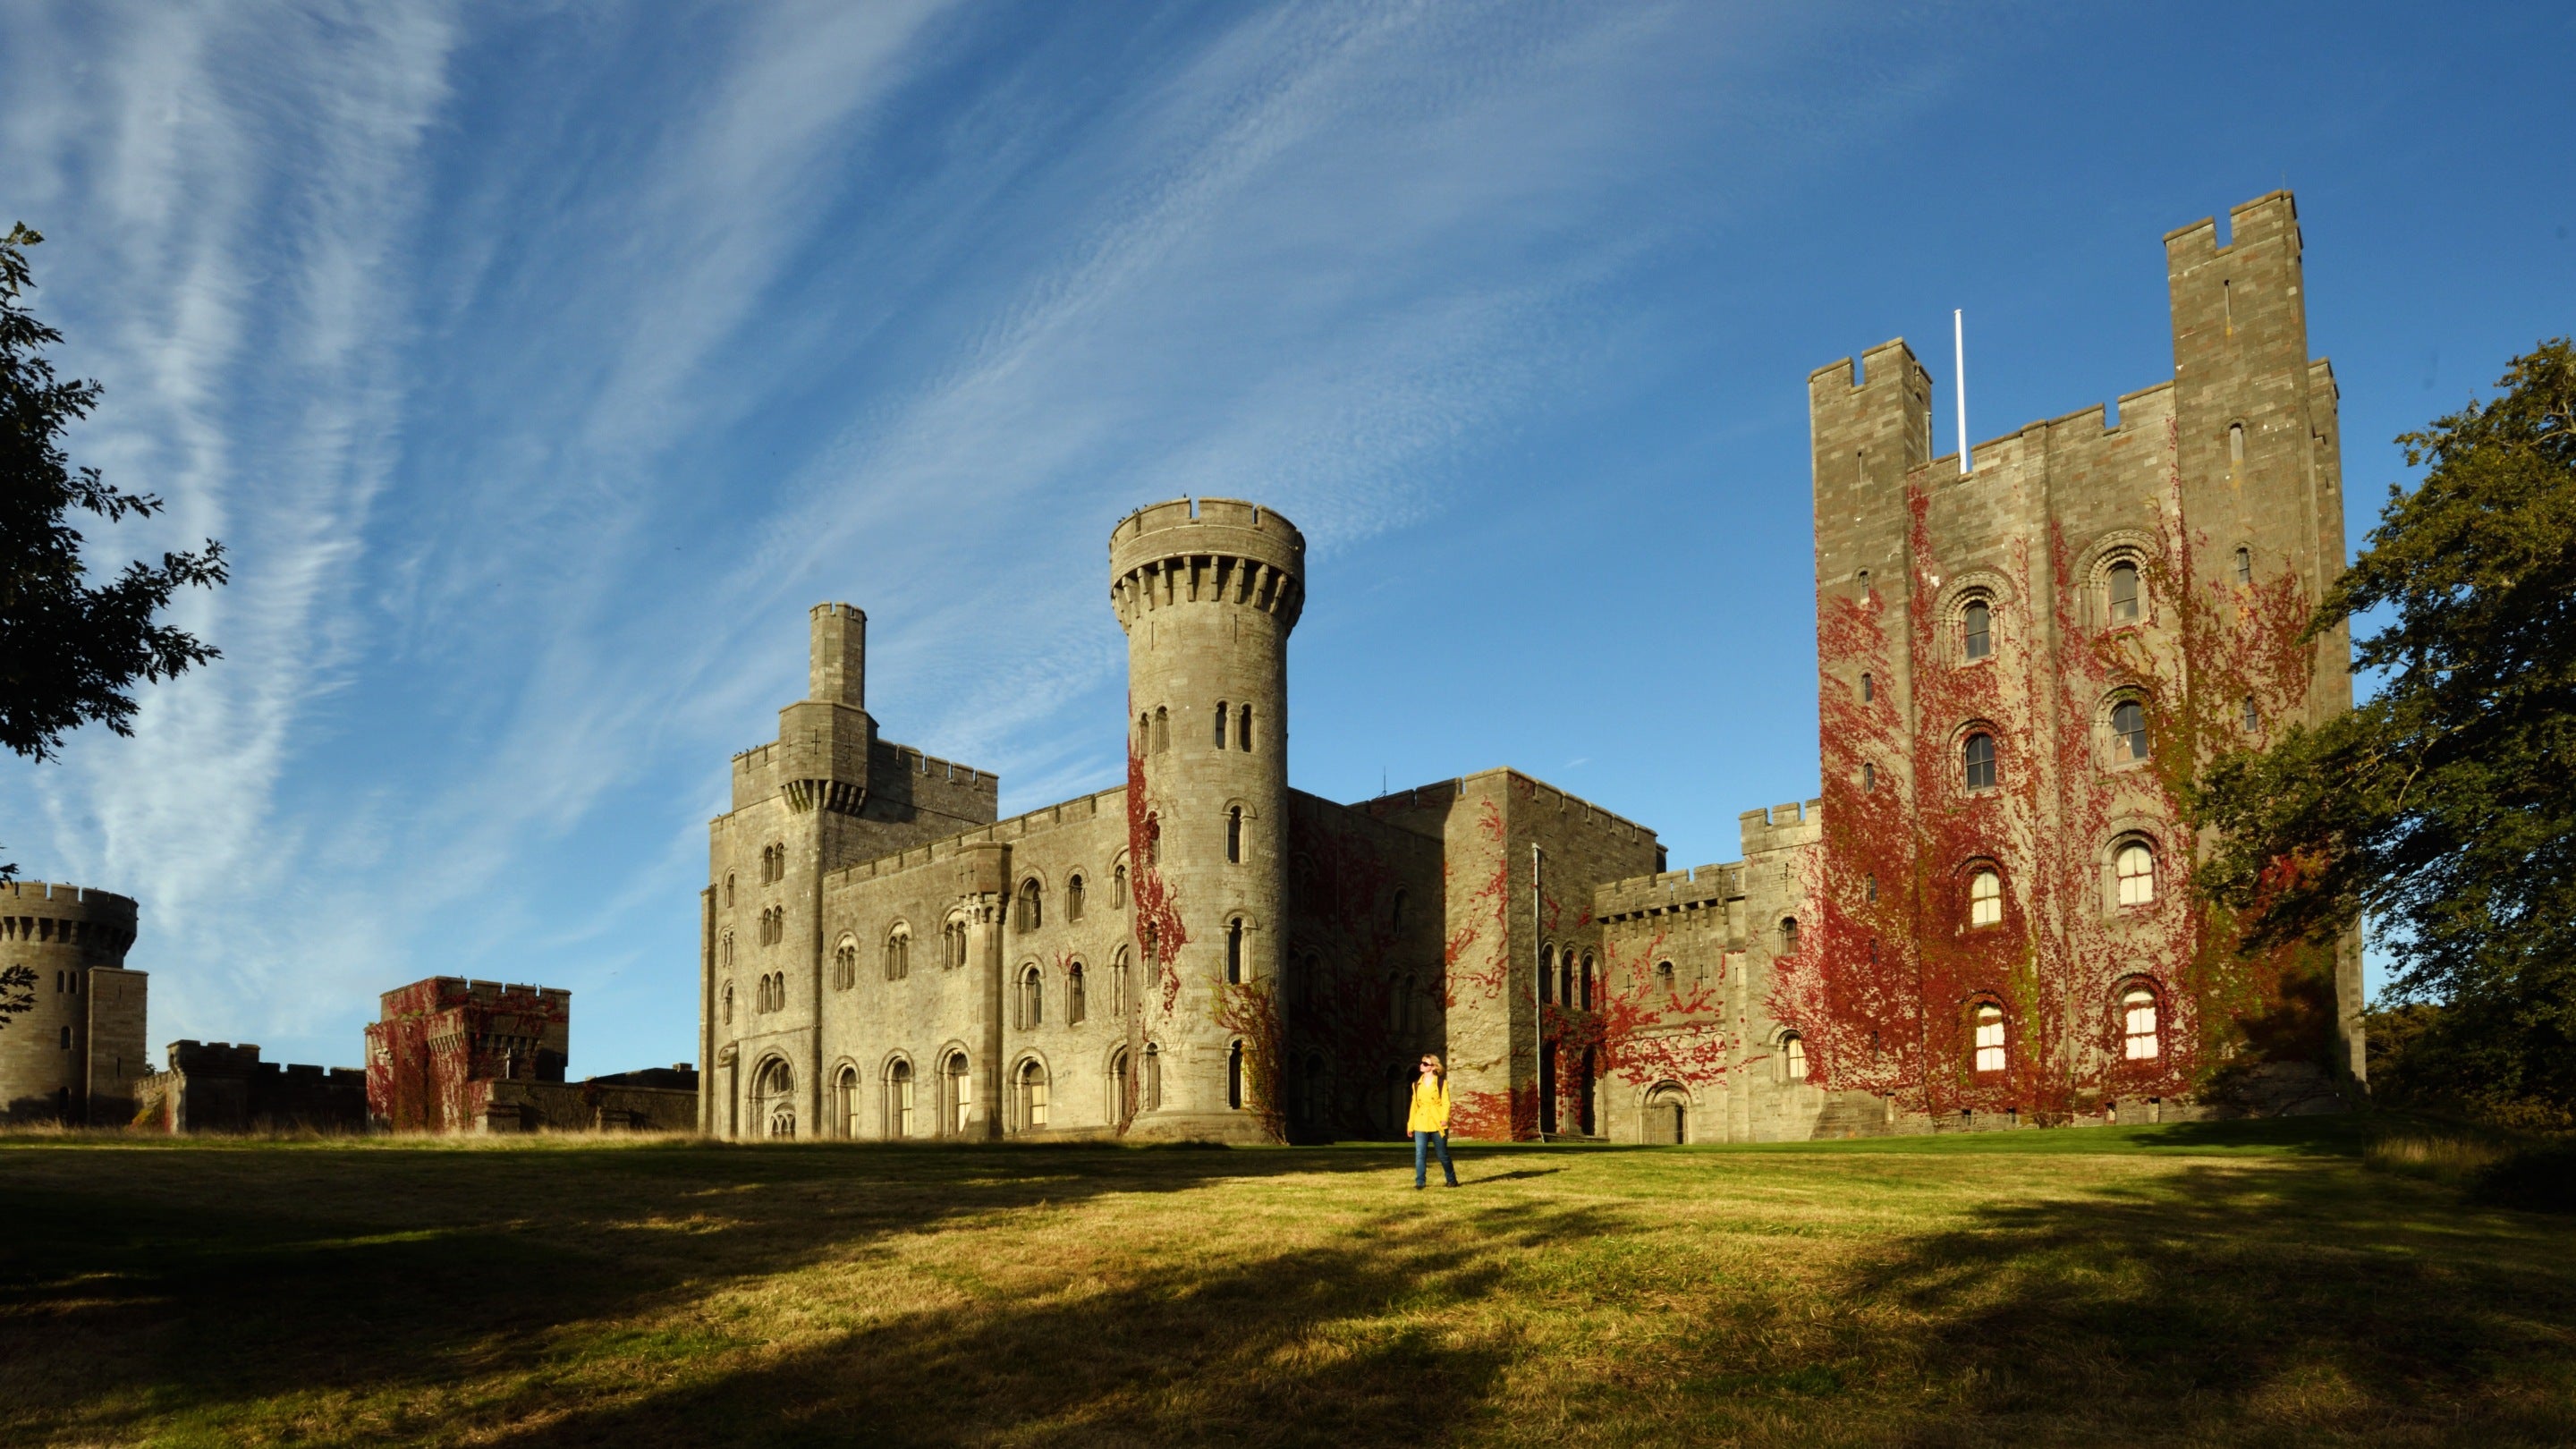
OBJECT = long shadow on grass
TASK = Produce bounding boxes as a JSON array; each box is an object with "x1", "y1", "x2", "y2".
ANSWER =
[
  {"x1": 0, "y1": 1140, "x2": 1436, "y2": 1445},
  {"x1": 1662, "y1": 1160, "x2": 2576, "y2": 1445},
  {"x1": 487, "y1": 1197, "x2": 1624, "y2": 1449}
]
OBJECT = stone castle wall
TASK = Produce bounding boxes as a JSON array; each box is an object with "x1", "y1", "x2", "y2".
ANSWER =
[
  {"x1": 0, "y1": 882, "x2": 144, "y2": 1124},
  {"x1": 697, "y1": 193, "x2": 2362, "y2": 1144}
]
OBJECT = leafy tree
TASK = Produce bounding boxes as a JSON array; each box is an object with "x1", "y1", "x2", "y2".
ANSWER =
[
  {"x1": 2195, "y1": 339, "x2": 2576, "y2": 1120},
  {"x1": 0, "y1": 222, "x2": 227, "y2": 935}
]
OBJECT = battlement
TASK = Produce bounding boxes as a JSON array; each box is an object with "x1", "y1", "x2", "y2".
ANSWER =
[
  {"x1": 1739, "y1": 799, "x2": 1824, "y2": 856},
  {"x1": 2163, "y1": 189, "x2": 2299, "y2": 255},
  {"x1": 1594, "y1": 862, "x2": 1744, "y2": 923},
  {"x1": 0, "y1": 880, "x2": 138, "y2": 918},
  {"x1": 1109, "y1": 496, "x2": 1304, "y2": 548},
  {"x1": 1110, "y1": 497, "x2": 1307, "y2": 633},
  {"x1": 1808, "y1": 338, "x2": 1931, "y2": 395},
  {"x1": 826, "y1": 784, "x2": 1128, "y2": 886},
  {"x1": 881, "y1": 743, "x2": 996, "y2": 793},
  {"x1": 377, "y1": 976, "x2": 571, "y2": 1021},
  {"x1": 165, "y1": 1039, "x2": 267, "y2": 1074}
]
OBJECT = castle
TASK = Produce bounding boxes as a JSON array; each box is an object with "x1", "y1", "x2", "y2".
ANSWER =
[
  {"x1": 701, "y1": 191, "x2": 2361, "y2": 1144},
  {"x1": 0, "y1": 881, "x2": 144, "y2": 1123}
]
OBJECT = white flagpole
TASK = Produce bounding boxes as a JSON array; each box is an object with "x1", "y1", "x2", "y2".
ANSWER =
[{"x1": 1954, "y1": 309, "x2": 1970, "y2": 474}]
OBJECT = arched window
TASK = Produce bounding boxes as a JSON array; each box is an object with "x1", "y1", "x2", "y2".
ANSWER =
[
  {"x1": 1214, "y1": 700, "x2": 1229, "y2": 748},
  {"x1": 721, "y1": 981, "x2": 735, "y2": 1024},
  {"x1": 1780, "y1": 917, "x2": 1800, "y2": 955},
  {"x1": 1781, "y1": 1032, "x2": 1808, "y2": 1082},
  {"x1": 886, "y1": 1058, "x2": 916, "y2": 1138},
  {"x1": 1558, "y1": 951, "x2": 1574, "y2": 1007},
  {"x1": 1862, "y1": 760, "x2": 1876, "y2": 792},
  {"x1": 1226, "y1": 1040, "x2": 1245, "y2": 1110},
  {"x1": 1018, "y1": 964, "x2": 1044, "y2": 1029},
  {"x1": 1580, "y1": 953, "x2": 1595, "y2": 1010},
  {"x1": 2241, "y1": 696, "x2": 2260, "y2": 733},
  {"x1": 2107, "y1": 562, "x2": 2141, "y2": 623},
  {"x1": 1153, "y1": 707, "x2": 1169, "y2": 753},
  {"x1": 2123, "y1": 987, "x2": 2161, "y2": 1061},
  {"x1": 885, "y1": 928, "x2": 910, "y2": 981},
  {"x1": 724, "y1": 872, "x2": 735, "y2": 907},
  {"x1": 1963, "y1": 732, "x2": 1997, "y2": 791},
  {"x1": 1112, "y1": 862, "x2": 1128, "y2": 909},
  {"x1": 834, "y1": 937, "x2": 858, "y2": 990},
  {"x1": 1143, "y1": 1043, "x2": 1163, "y2": 1110},
  {"x1": 1017, "y1": 878, "x2": 1042, "y2": 932},
  {"x1": 1972, "y1": 1004, "x2": 2007, "y2": 1073},
  {"x1": 1065, "y1": 874, "x2": 1085, "y2": 923},
  {"x1": 1968, "y1": 869, "x2": 2003, "y2": 927},
  {"x1": 1144, "y1": 817, "x2": 1159, "y2": 867},
  {"x1": 1391, "y1": 889, "x2": 1407, "y2": 930},
  {"x1": 1227, "y1": 807, "x2": 1242, "y2": 863},
  {"x1": 944, "y1": 917, "x2": 968, "y2": 970},
  {"x1": 1018, "y1": 1059, "x2": 1050, "y2": 1130},
  {"x1": 1225, "y1": 918, "x2": 1245, "y2": 985},
  {"x1": 1539, "y1": 945, "x2": 1555, "y2": 1004},
  {"x1": 1655, "y1": 961, "x2": 1675, "y2": 994},
  {"x1": 1067, "y1": 962, "x2": 1087, "y2": 1024},
  {"x1": 835, "y1": 1065, "x2": 860, "y2": 1138},
  {"x1": 720, "y1": 931, "x2": 734, "y2": 970},
  {"x1": 2112, "y1": 699, "x2": 2148, "y2": 761},
  {"x1": 2228, "y1": 420, "x2": 2246, "y2": 464},
  {"x1": 1963, "y1": 599, "x2": 1992, "y2": 660},
  {"x1": 1238, "y1": 702, "x2": 1254, "y2": 751},
  {"x1": 1860, "y1": 671, "x2": 1874, "y2": 703},
  {"x1": 2233, "y1": 545, "x2": 2252, "y2": 585},
  {"x1": 2116, "y1": 842, "x2": 2157, "y2": 907},
  {"x1": 944, "y1": 1052, "x2": 973, "y2": 1135},
  {"x1": 1109, "y1": 950, "x2": 1128, "y2": 1016}
]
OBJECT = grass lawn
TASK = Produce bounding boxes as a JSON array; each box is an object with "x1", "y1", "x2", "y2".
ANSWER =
[{"x1": 3, "y1": 1118, "x2": 2571, "y2": 1447}]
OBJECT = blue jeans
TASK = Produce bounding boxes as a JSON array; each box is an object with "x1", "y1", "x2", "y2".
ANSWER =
[{"x1": 1413, "y1": 1130, "x2": 1457, "y2": 1186}]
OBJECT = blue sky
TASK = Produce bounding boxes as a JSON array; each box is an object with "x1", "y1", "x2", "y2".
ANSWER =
[{"x1": 3, "y1": 3, "x2": 2569, "y2": 1076}]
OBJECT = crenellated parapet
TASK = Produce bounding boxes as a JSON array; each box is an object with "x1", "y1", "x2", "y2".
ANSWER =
[
  {"x1": 1109, "y1": 497, "x2": 1305, "y2": 635},
  {"x1": 0, "y1": 881, "x2": 139, "y2": 961}
]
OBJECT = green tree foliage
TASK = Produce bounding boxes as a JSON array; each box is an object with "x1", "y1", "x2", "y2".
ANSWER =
[
  {"x1": 2196, "y1": 339, "x2": 2576, "y2": 1119},
  {"x1": 0, "y1": 223, "x2": 228, "y2": 905},
  {"x1": 1, "y1": 223, "x2": 228, "y2": 764}
]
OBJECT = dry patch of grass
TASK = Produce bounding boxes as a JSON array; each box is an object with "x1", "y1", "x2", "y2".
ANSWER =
[{"x1": 3, "y1": 1120, "x2": 2572, "y2": 1446}]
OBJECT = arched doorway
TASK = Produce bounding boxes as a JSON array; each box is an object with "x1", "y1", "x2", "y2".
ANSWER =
[
  {"x1": 1017, "y1": 1058, "x2": 1050, "y2": 1131},
  {"x1": 752, "y1": 1058, "x2": 796, "y2": 1140},
  {"x1": 1644, "y1": 1082, "x2": 1688, "y2": 1145}
]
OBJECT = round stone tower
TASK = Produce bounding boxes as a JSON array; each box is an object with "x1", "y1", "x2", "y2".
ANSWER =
[
  {"x1": 0, "y1": 881, "x2": 143, "y2": 1124},
  {"x1": 1110, "y1": 498, "x2": 1302, "y2": 1143}
]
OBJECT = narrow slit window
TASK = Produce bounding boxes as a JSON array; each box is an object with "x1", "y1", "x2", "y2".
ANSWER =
[
  {"x1": 2228, "y1": 420, "x2": 2246, "y2": 464},
  {"x1": 1214, "y1": 701, "x2": 1228, "y2": 748},
  {"x1": 1227, "y1": 807, "x2": 1242, "y2": 863},
  {"x1": 1862, "y1": 761, "x2": 1876, "y2": 792},
  {"x1": 2241, "y1": 696, "x2": 2260, "y2": 733},
  {"x1": 2233, "y1": 545, "x2": 2252, "y2": 585},
  {"x1": 1225, "y1": 919, "x2": 1244, "y2": 984},
  {"x1": 1860, "y1": 671, "x2": 1875, "y2": 703},
  {"x1": 1238, "y1": 702, "x2": 1254, "y2": 752}
]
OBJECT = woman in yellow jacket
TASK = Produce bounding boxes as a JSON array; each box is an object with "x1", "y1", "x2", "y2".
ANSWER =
[{"x1": 1408, "y1": 1054, "x2": 1460, "y2": 1189}]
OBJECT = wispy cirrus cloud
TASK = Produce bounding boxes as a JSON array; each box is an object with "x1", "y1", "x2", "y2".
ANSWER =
[{"x1": 0, "y1": 2, "x2": 1969, "y2": 1069}]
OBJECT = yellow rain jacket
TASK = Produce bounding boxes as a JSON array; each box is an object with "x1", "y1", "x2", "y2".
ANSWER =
[{"x1": 1407, "y1": 1075, "x2": 1453, "y2": 1134}]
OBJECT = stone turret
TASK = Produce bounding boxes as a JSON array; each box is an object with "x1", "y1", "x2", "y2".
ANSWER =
[
  {"x1": 0, "y1": 881, "x2": 145, "y2": 1124},
  {"x1": 1111, "y1": 498, "x2": 1302, "y2": 1142}
]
